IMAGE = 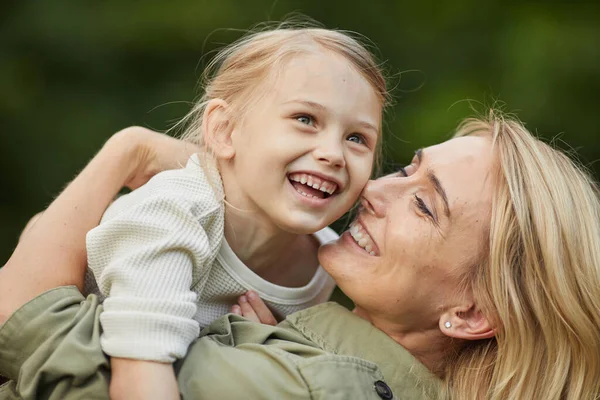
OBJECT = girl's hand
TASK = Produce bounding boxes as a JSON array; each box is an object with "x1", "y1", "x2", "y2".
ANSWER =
[
  {"x1": 108, "y1": 126, "x2": 201, "y2": 190},
  {"x1": 231, "y1": 290, "x2": 278, "y2": 326},
  {"x1": 110, "y1": 358, "x2": 179, "y2": 400}
]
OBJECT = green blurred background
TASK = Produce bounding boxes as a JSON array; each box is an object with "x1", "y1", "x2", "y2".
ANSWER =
[{"x1": 2, "y1": 0, "x2": 599, "y2": 267}]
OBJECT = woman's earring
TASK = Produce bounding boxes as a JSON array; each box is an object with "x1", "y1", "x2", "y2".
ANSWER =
[{"x1": 444, "y1": 321, "x2": 452, "y2": 329}]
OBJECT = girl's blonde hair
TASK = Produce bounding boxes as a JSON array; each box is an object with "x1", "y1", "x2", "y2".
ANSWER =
[
  {"x1": 445, "y1": 111, "x2": 600, "y2": 399},
  {"x1": 175, "y1": 21, "x2": 390, "y2": 176}
]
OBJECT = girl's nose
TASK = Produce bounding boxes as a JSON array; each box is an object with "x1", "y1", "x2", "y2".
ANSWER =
[{"x1": 313, "y1": 136, "x2": 345, "y2": 169}]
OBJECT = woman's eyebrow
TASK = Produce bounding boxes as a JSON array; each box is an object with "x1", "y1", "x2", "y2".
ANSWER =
[
  {"x1": 418, "y1": 149, "x2": 451, "y2": 219},
  {"x1": 427, "y1": 170, "x2": 451, "y2": 219}
]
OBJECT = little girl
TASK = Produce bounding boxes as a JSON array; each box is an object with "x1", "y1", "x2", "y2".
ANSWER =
[{"x1": 85, "y1": 25, "x2": 388, "y2": 399}]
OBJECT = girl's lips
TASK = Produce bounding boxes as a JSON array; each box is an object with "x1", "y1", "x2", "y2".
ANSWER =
[
  {"x1": 287, "y1": 178, "x2": 335, "y2": 208},
  {"x1": 290, "y1": 179, "x2": 329, "y2": 199},
  {"x1": 288, "y1": 172, "x2": 338, "y2": 196}
]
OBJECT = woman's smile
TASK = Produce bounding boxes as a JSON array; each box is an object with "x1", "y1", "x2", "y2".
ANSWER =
[{"x1": 348, "y1": 219, "x2": 378, "y2": 255}]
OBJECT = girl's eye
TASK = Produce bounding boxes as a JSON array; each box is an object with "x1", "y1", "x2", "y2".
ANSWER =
[
  {"x1": 347, "y1": 134, "x2": 366, "y2": 145},
  {"x1": 413, "y1": 194, "x2": 434, "y2": 221},
  {"x1": 296, "y1": 115, "x2": 314, "y2": 126}
]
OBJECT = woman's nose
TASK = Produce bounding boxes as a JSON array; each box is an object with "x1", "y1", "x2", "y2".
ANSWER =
[{"x1": 360, "y1": 179, "x2": 387, "y2": 218}]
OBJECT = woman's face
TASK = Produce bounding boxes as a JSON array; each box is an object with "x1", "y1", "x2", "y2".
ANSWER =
[{"x1": 319, "y1": 135, "x2": 496, "y2": 330}]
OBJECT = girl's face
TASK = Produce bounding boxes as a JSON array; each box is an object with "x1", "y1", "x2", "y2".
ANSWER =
[
  {"x1": 319, "y1": 135, "x2": 496, "y2": 331},
  {"x1": 222, "y1": 50, "x2": 382, "y2": 234}
]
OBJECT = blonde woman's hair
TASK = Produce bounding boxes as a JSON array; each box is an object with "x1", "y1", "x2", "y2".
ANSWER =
[
  {"x1": 174, "y1": 20, "x2": 390, "y2": 177},
  {"x1": 445, "y1": 111, "x2": 600, "y2": 399}
]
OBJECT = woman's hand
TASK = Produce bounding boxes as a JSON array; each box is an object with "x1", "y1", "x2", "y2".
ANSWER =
[{"x1": 231, "y1": 290, "x2": 278, "y2": 326}]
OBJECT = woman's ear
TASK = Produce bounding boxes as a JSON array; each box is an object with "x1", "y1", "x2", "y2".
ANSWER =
[
  {"x1": 202, "y1": 99, "x2": 235, "y2": 160},
  {"x1": 439, "y1": 304, "x2": 495, "y2": 341}
]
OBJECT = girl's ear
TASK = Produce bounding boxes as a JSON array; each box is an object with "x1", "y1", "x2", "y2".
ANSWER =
[
  {"x1": 202, "y1": 99, "x2": 235, "y2": 160},
  {"x1": 439, "y1": 304, "x2": 496, "y2": 341}
]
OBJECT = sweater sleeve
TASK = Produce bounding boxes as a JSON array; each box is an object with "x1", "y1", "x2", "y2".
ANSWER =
[{"x1": 86, "y1": 161, "x2": 224, "y2": 363}]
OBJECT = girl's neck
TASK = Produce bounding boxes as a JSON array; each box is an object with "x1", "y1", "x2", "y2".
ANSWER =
[
  {"x1": 224, "y1": 207, "x2": 319, "y2": 287},
  {"x1": 217, "y1": 163, "x2": 321, "y2": 287}
]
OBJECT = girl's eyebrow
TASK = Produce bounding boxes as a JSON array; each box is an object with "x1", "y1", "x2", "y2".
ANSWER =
[
  {"x1": 356, "y1": 120, "x2": 378, "y2": 134},
  {"x1": 283, "y1": 99, "x2": 379, "y2": 134},
  {"x1": 282, "y1": 99, "x2": 327, "y2": 111}
]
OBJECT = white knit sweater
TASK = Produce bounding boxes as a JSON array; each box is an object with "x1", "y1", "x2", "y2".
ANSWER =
[{"x1": 85, "y1": 155, "x2": 337, "y2": 363}]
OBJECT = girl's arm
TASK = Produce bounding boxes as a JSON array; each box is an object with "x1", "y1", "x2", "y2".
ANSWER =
[
  {"x1": 1, "y1": 127, "x2": 197, "y2": 400},
  {"x1": 110, "y1": 358, "x2": 179, "y2": 400},
  {"x1": 0, "y1": 126, "x2": 199, "y2": 324}
]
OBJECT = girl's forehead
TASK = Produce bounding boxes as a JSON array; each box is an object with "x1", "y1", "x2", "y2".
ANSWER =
[
  {"x1": 275, "y1": 55, "x2": 381, "y2": 108},
  {"x1": 281, "y1": 52, "x2": 358, "y2": 80}
]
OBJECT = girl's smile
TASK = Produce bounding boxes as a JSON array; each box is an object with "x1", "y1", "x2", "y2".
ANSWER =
[
  {"x1": 216, "y1": 49, "x2": 382, "y2": 235},
  {"x1": 288, "y1": 172, "x2": 339, "y2": 198}
]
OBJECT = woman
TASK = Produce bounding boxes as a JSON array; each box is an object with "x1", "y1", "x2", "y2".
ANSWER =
[{"x1": 1, "y1": 112, "x2": 599, "y2": 399}]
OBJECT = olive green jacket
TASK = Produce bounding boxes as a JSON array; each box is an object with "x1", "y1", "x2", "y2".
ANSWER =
[{"x1": 0, "y1": 287, "x2": 440, "y2": 399}]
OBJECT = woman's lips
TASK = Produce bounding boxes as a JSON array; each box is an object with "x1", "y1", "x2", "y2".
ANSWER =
[{"x1": 349, "y1": 220, "x2": 378, "y2": 256}]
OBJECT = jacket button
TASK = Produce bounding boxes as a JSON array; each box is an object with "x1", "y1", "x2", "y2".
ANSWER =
[{"x1": 374, "y1": 380, "x2": 393, "y2": 399}]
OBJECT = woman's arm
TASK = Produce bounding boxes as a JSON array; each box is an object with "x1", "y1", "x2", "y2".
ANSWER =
[{"x1": 0, "y1": 127, "x2": 199, "y2": 324}]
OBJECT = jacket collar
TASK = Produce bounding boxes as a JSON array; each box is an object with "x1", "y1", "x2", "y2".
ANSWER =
[{"x1": 284, "y1": 302, "x2": 441, "y2": 399}]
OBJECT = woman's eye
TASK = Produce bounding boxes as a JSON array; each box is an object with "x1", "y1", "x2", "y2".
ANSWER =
[
  {"x1": 296, "y1": 115, "x2": 314, "y2": 126},
  {"x1": 398, "y1": 153, "x2": 420, "y2": 177},
  {"x1": 399, "y1": 163, "x2": 417, "y2": 177},
  {"x1": 413, "y1": 194, "x2": 435, "y2": 221},
  {"x1": 347, "y1": 134, "x2": 366, "y2": 145}
]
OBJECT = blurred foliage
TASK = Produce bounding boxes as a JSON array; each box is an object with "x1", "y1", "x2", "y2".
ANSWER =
[{"x1": 2, "y1": 0, "x2": 599, "y2": 289}]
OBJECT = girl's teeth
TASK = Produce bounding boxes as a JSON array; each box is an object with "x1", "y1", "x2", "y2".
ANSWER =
[
  {"x1": 365, "y1": 244, "x2": 372, "y2": 253},
  {"x1": 288, "y1": 173, "x2": 338, "y2": 195},
  {"x1": 358, "y1": 238, "x2": 368, "y2": 247}
]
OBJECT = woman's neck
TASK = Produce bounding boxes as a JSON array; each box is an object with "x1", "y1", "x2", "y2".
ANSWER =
[{"x1": 352, "y1": 307, "x2": 456, "y2": 377}]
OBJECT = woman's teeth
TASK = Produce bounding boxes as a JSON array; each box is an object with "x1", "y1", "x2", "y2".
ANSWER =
[{"x1": 349, "y1": 221, "x2": 376, "y2": 256}]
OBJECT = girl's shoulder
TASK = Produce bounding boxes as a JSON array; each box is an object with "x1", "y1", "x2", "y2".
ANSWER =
[{"x1": 102, "y1": 154, "x2": 223, "y2": 223}]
